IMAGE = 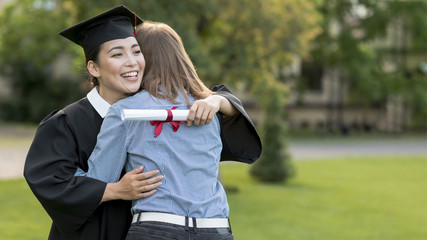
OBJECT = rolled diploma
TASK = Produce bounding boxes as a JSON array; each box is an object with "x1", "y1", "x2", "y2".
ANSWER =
[{"x1": 121, "y1": 109, "x2": 190, "y2": 121}]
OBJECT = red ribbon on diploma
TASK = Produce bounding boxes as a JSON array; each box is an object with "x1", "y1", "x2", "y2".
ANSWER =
[{"x1": 150, "y1": 107, "x2": 185, "y2": 138}]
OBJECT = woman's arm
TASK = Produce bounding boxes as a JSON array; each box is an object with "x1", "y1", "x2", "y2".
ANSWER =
[
  {"x1": 75, "y1": 105, "x2": 164, "y2": 200},
  {"x1": 102, "y1": 166, "x2": 162, "y2": 202},
  {"x1": 211, "y1": 84, "x2": 262, "y2": 164},
  {"x1": 24, "y1": 110, "x2": 108, "y2": 235},
  {"x1": 187, "y1": 94, "x2": 238, "y2": 126},
  {"x1": 24, "y1": 102, "x2": 163, "y2": 237},
  {"x1": 75, "y1": 106, "x2": 135, "y2": 182},
  {"x1": 184, "y1": 84, "x2": 261, "y2": 163}
]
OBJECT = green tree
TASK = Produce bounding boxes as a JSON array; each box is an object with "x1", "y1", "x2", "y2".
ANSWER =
[
  {"x1": 367, "y1": 0, "x2": 427, "y2": 131},
  {"x1": 249, "y1": 69, "x2": 295, "y2": 182},
  {"x1": 0, "y1": 0, "x2": 84, "y2": 122},
  {"x1": 307, "y1": 0, "x2": 427, "y2": 132},
  {"x1": 200, "y1": 0, "x2": 322, "y2": 182}
]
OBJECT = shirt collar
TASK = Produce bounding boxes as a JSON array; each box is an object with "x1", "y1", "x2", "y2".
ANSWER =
[{"x1": 87, "y1": 87, "x2": 111, "y2": 118}]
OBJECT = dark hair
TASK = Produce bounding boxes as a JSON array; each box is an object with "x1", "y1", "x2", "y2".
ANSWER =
[{"x1": 85, "y1": 45, "x2": 101, "y2": 86}]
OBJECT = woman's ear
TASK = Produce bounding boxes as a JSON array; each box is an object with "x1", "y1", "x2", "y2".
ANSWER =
[{"x1": 87, "y1": 60, "x2": 101, "y2": 78}]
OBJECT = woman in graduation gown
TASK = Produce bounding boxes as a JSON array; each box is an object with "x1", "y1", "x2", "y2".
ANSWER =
[{"x1": 24, "y1": 5, "x2": 261, "y2": 240}]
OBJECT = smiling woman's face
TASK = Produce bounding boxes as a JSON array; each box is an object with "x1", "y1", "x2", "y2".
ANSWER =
[{"x1": 88, "y1": 36, "x2": 145, "y2": 104}]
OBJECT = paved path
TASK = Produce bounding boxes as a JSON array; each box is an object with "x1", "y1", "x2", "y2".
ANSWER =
[
  {"x1": 1, "y1": 124, "x2": 427, "y2": 179},
  {"x1": 0, "y1": 146, "x2": 29, "y2": 179},
  {"x1": 0, "y1": 124, "x2": 35, "y2": 179},
  {"x1": 289, "y1": 138, "x2": 427, "y2": 160}
]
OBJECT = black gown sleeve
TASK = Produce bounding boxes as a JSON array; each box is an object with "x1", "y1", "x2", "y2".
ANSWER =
[
  {"x1": 212, "y1": 84, "x2": 262, "y2": 164},
  {"x1": 23, "y1": 109, "x2": 106, "y2": 236}
]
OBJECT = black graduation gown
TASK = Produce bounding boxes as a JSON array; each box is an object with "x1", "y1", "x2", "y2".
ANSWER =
[
  {"x1": 24, "y1": 85, "x2": 261, "y2": 240},
  {"x1": 212, "y1": 85, "x2": 261, "y2": 163}
]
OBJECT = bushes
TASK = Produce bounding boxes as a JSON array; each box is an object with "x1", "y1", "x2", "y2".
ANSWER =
[{"x1": 0, "y1": 74, "x2": 85, "y2": 123}]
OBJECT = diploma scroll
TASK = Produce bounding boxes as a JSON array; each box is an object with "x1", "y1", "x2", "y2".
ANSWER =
[{"x1": 121, "y1": 109, "x2": 190, "y2": 121}]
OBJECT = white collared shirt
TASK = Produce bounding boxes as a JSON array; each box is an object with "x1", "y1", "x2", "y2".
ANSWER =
[{"x1": 86, "y1": 87, "x2": 111, "y2": 118}]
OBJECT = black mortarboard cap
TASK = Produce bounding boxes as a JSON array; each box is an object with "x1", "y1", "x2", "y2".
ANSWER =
[{"x1": 59, "y1": 5, "x2": 143, "y2": 56}]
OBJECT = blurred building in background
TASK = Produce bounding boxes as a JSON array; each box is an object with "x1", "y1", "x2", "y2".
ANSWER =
[
  {"x1": 285, "y1": 59, "x2": 406, "y2": 134},
  {"x1": 283, "y1": 7, "x2": 422, "y2": 135}
]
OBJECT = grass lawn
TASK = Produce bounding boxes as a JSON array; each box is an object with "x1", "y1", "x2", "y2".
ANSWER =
[
  {"x1": 222, "y1": 156, "x2": 427, "y2": 240},
  {"x1": 0, "y1": 179, "x2": 50, "y2": 239},
  {"x1": 1, "y1": 156, "x2": 426, "y2": 239}
]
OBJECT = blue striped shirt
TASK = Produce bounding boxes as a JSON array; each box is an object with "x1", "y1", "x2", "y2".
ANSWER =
[{"x1": 75, "y1": 90, "x2": 228, "y2": 218}]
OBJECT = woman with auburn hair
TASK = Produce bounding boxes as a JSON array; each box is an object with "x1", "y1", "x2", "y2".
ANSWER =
[{"x1": 76, "y1": 21, "x2": 261, "y2": 240}]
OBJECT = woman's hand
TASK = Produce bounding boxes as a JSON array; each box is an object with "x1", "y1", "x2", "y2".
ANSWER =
[
  {"x1": 187, "y1": 95, "x2": 238, "y2": 126},
  {"x1": 102, "y1": 166, "x2": 163, "y2": 202}
]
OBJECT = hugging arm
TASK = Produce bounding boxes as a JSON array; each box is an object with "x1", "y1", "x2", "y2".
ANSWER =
[
  {"x1": 211, "y1": 84, "x2": 262, "y2": 164},
  {"x1": 184, "y1": 84, "x2": 261, "y2": 163},
  {"x1": 75, "y1": 106, "x2": 162, "y2": 201},
  {"x1": 75, "y1": 107, "x2": 128, "y2": 183},
  {"x1": 24, "y1": 111, "x2": 107, "y2": 235}
]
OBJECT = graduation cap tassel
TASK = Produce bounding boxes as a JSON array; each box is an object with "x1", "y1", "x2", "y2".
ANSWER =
[{"x1": 134, "y1": 13, "x2": 137, "y2": 36}]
